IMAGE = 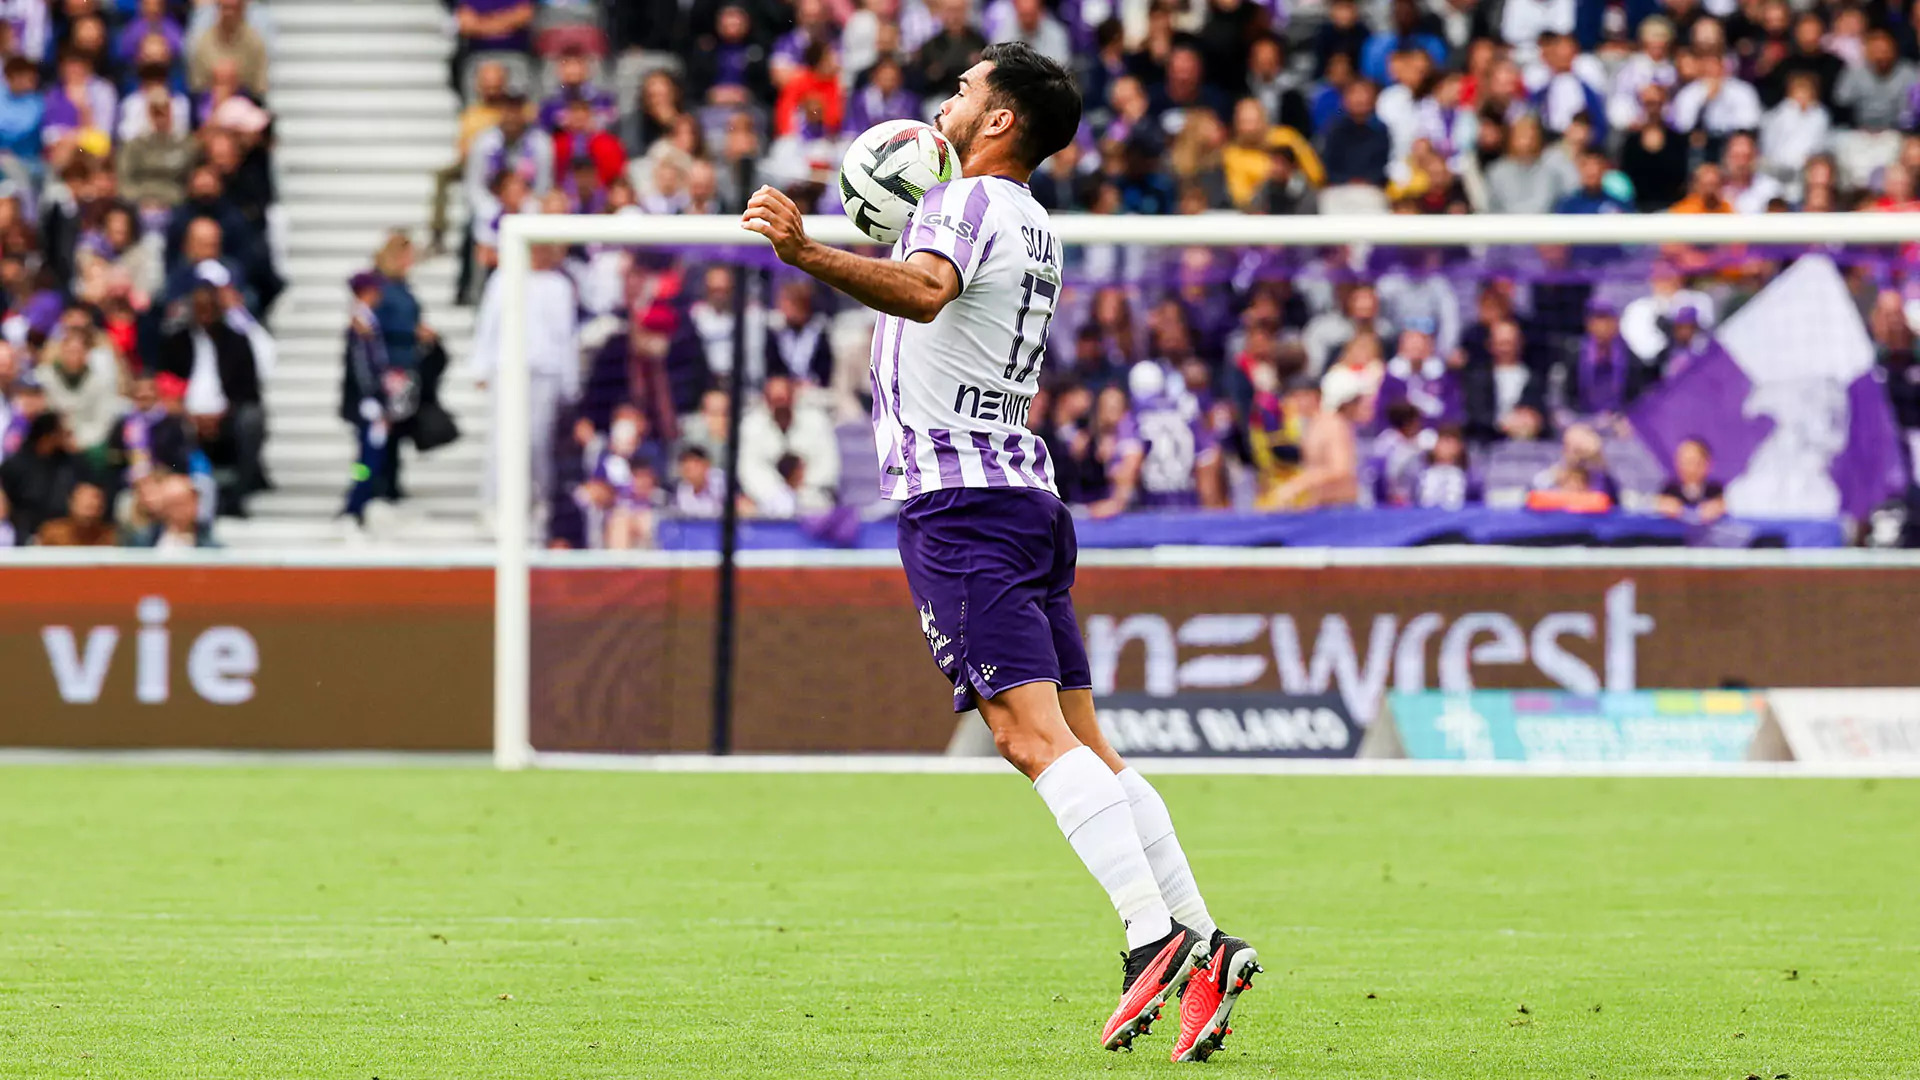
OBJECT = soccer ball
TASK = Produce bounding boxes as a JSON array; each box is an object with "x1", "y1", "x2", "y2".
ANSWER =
[{"x1": 839, "y1": 119, "x2": 958, "y2": 245}]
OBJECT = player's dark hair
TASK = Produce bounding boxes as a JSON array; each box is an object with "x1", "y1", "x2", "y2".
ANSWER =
[{"x1": 980, "y1": 42, "x2": 1082, "y2": 170}]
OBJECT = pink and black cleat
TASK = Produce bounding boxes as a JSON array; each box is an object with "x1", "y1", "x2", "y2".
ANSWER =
[
  {"x1": 1170, "y1": 930, "x2": 1262, "y2": 1062},
  {"x1": 1100, "y1": 922, "x2": 1208, "y2": 1052}
]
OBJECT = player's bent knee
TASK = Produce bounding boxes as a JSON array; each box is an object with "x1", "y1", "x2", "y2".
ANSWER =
[
  {"x1": 1056, "y1": 687, "x2": 1127, "y2": 773},
  {"x1": 979, "y1": 683, "x2": 1081, "y2": 779}
]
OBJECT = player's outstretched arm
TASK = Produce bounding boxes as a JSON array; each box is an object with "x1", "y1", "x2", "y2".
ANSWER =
[{"x1": 740, "y1": 185, "x2": 959, "y2": 323}]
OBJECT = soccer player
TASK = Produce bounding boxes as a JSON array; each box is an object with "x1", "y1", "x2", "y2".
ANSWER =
[{"x1": 740, "y1": 42, "x2": 1260, "y2": 1061}]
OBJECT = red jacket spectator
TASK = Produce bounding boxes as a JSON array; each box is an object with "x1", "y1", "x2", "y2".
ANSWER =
[
  {"x1": 773, "y1": 63, "x2": 844, "y2": 137},
  {"x1": 552, "y1": 126, "x2": 626, "y2": 189}
]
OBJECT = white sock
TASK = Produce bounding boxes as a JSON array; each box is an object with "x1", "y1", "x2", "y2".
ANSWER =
[
  {"x1": 1117, "y1": 768, "x2": 1218, "y2": 941},
  {"x1": 1033, "y1": 747, "x2": 1173, "y2": 949}
]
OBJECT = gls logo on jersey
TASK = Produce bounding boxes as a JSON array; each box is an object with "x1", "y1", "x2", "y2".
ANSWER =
[
  {"x1": 918, "y1": 212, "x2": 977, "y2": 242},
  {"x1": 953, "y1": 384, "x2": 1033, "y2": 427}
]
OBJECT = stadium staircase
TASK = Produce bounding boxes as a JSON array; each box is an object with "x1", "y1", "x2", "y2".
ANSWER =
[{"x1": 230, "y1": 0, "x2": 489, "y2": 548}]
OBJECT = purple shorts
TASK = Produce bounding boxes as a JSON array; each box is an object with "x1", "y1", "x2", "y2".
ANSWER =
[{"x1": 895, "y1": 487, "x2": 1093, "y2": 712}]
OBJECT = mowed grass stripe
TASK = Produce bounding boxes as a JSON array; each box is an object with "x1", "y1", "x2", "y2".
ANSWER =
[{"x1": 0, "y1": 770, "x2": 1913, "y2": 1078}]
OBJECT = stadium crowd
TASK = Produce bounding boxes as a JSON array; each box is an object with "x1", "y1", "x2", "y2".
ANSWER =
[
  {"x1": 440, "y1": 0, "x2": 1920, "y2": 548},
  {"x1": 0, "y1": 0, "x2": 280, "y2": 549}
]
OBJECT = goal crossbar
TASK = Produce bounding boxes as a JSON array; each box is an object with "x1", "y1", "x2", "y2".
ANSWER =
[{"x1": 492, "y1": 210, "x2": 1920, "y2": 769}]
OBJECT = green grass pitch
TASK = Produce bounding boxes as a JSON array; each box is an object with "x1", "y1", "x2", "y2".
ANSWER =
[{"x1": 2, "y1": 768, "x2": 1916, "y2": 1079}]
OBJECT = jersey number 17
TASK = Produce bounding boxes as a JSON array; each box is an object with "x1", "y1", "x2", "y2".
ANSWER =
[{"x1": 1003, "y1": 271, "x2": 1058, "y2": 384}]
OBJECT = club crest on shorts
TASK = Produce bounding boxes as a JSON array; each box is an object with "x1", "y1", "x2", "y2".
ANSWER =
[{"x1": 919, "y1": 600, "x2": 952, "y2": 654}]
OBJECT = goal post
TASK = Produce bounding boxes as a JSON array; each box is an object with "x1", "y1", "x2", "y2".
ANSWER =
[{"x1": 492, "y1": 211, "x2": 1920, "y2": 769}]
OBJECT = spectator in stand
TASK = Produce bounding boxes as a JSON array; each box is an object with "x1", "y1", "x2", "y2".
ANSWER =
[
  {"x1": 1618, "y1": 83, "x2": 1689, "y2": 210},
  {"x1": 1270, "y1": 365, "x2": 1365, "y2": 508},
  {"x1": 1487, "y1": 116, "x2": 1569, "y2": 213},
  {"x1": 461, "y1": 89, "x2": 549, "y2": 295},
  {"x1": 1415, "y1": 423, "x2": 1476, "y2": 509},
  {"x1": 1720, "y1": 132, "x2": 1781, "y2": 213},
  {"x1": 1764, "y1": 12, "x2": 1843, "y2": 109},
  {"x1": 1668, "y1": 160, "x2": 1734, "y2": 213},
  {"x1": 766, "y1": 280, "x2": 834, "y2": 389},
  {"x1": 117, "y1": 0, "x2": 183, "y2": 69},
  {"x1": 1377, "y1": 250, "x2": 1463, "y2": 354},
  {"x1": 736, "y1": 374, "x2": 838, "y2": 514},
  {"x1": 1315, "y1": 0, "x2": 1369, "y2": 79},
  {"x1": 1376, "y1": 45, "x2": 1430, "y2": 164},
  {"x1": 1554, "y1": 145, "x2": 1632, "y2": 213},
  {"x1": 1368, "y1": 400, "x2": 1426, "y2": 506},
  {"x1": 1501, "y1": 0, "x2": 1573, "y2": 66},
  {"x1": 202, "y1": 109, "x2": 273, "y2": 227},
  {"x1": 189, "y1": 0, "x2": 267, "y2": 98},
  {"x1": 677, "y1": 388, "x2": 732, "y2": 467},
  {"x1": 106, "y1": 373, "x2": 191, "y2": 489},
  {"x1": 1527, "y1": 32, "x2": 1606, "y2": 139},
  {"x1": 0, "y1": 56, "x2": 42, "y2": 183},
  {"x1": 1318, "y1": 79, "x2": 1391, "y2": 196},
  {"x1": 131, "y1": 472, "x2": 214, "y2": 548},
  {"x1": 430, "y1": 59, "x2": 516, "y2": 253},
  {"x1": 770, "y1": 0, "x2": 834, "y2": 90},
  {"x1": 157, "y1": 277, "x2": 266, "y2": 513},
  {"x1": 1760, "y1": 69, "x2": 1829, "y2": 181},
  {"x1": 552, "y1": 97, "x2": 625, "y2": 188},
  {"x1": 339, "y1": 270, "x2": 397, "y2": 528},
  {"x1": 538, "y1": 49, "x2": 616, "y2": 134},
  {"x1": 34, "y1": 479, "x2": 112, "y2": 545},
  {"x1": 1000, "y1": 0, "x2": 1069, "y2": 66},
  {"x1": 1670, "y1": 49, "x2": 1763, "y2": 145},
  {"x1": 1657, "y1": 436, "x2": 1727, "y2": 522},
  {"x1": 1245, "y1": 34, "x2": 1313, "y2": 136},
  {"x1": 687, "y1": 4, "x2": 773, "y2": 107},
  {"x1": 1376, "y1": 321, "x2": 1464, "y2": 428},
  {"x1": 160, "y1": 215, "x2": 238, "y2": 312},
  {"x1": 914, "y1": 0, "x2": 985, "y2": 103},
  {"x1": 673, "y1": 444, "x2": 728, "y2": 517},
  {"x1": 118, "y1": 50, "x2": 190, "y2": 143},
  {"x1": 118, "y1": 90, "x2": 193, "y2": 210},
  {"x1": 1363, "y1": 0, "x2": 1448, "y2": 85},
  {"x1": 37, "y1": 317, "x2": 118, "y2": 451},
  {"x1": 619, "y1": 70, "x2": 684, "y2": 158},
  {"x1": 1250, "y1": 143, "x2": 1320, "y2": 214},
  {"x1": 1091, "y1": 361, "x2": 1223, "y2": 517},
  {"x1": 1834, "y1": 29, "x2": 1917, "y2": 189},
  {"x1": 1464, "y1": 319, "x2": 1546, "y2": 443},
  {"x1": 1561, "y1": 296, "x2": 1635, "y2": 418},
  {"x1": 773, "y1": 40, "x2": 845, "y2": 137},
  {"x1": 456, "y1": 0, "x2": 534, "y2": 64},
  {"x1": 1, "y1": 410, "x2": 79, "y2": 539},
  {"x1": 470, "y1": 241, "x2": 578, "y2": 513},
  {"x1": 1531, "y1": 422, "x2": 1620, "y2": 504},
  {"x1": 845, "y1": 55, "x2": 918, "y2": 133},
  {"x1": 1606, "y1": 17, "x2": 1677, "y2": 133},
  {"x1": 1158, "y1": 46, "x2": 1231, "y2": 135},
  {"x1": 43, "y1": 46, "x2": 114, "y2": 153}
]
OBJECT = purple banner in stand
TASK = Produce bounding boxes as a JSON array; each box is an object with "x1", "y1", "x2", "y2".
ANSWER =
[{"x1": 1630, "y1": 255, "x2": 1908, "y2": 521}]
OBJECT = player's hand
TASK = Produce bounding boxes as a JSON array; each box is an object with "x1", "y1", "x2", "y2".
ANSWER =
[{"x1": 740, "y1": 185, "x2": 810, "y2": 265}]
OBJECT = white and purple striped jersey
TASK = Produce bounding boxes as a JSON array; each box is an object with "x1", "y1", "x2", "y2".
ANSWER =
[{"x1": 869, "y1": 175, "x2": 1063, "y2": 500}]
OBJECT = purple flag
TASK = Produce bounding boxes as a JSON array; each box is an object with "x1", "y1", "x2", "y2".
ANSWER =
[{"x1": 1630, "y1": 255, "x2": 1908, "y2": 521}]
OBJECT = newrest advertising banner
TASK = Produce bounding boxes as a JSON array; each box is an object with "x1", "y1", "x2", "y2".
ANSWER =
[
  {"x1": 6, "y1": 562, "x2": 1920, "y2": 753},
  {"x1": 1371, "y1": 691, "x2": 1766, "y2": 762},
  {"x1": 527, "y1": 563, "x2": 1920, "y2": 754},
  {"x1": 0, "y1": 566, "x2": 491, "y2": 749}
]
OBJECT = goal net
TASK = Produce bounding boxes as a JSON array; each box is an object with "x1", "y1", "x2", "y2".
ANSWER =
[{"x1": 489, "y1": 212, "x2": 1918, "y2": 768}]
